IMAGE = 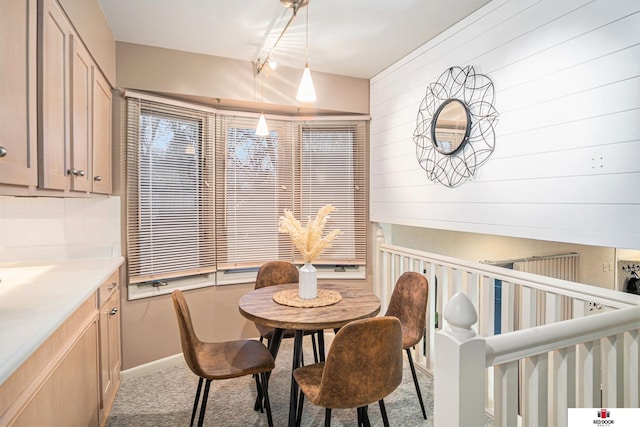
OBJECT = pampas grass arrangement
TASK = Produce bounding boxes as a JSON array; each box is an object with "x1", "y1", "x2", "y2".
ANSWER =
[{"x1": 278, "y1": 204, "x2": 342, "y2": 263}]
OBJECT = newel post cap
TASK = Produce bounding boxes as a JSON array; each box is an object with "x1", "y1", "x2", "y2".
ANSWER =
[{"x1": 443, "y1": 292, "x2": 478, "y2": 340}]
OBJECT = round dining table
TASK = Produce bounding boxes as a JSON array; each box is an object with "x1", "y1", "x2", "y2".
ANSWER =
[{"x1": 239, "y1": 282, "x2": 381, "y2": 427}]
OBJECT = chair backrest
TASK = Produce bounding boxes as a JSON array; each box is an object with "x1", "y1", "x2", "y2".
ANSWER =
[
  {"x1": 384, "y1": 271, "x2": 429, "y2": 348},
  {"x1": 315, "y1": 316, "x2": 403, "y2": 409},
  {"x1": 172, "y1": 289, "x2": 205, "y2": 377},
  {"x1": 255, "y1": 261, "x2": 299, "y2": 290}
]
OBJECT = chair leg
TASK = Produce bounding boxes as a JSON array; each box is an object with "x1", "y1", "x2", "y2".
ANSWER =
[
  {"x1": 260, "y1": 373, "x2": 274, "y2": 427},
  {"x1": 197, "y1": 379, "x2": 212, "y2": 427},
  {"x1": 253, "y1": 374, "x2": 264, "y2": 412},
  {"x1": 324, "y1": 408, "x2": 332, "y2": 427},
  {"x1": 406, "y1": 347, "x2": 427, "y2": 419},
  {"x1": 190, "y1": 377, "x2": 203, "y2": 427},
  {"x1": 295, "y1": 388, "x2": 305, "y2": 427},
  {"x1": 379, "y1": 399, "x2": 390, "y2": 427},
  {"x1": 311, "y1": 332, "x2": 319, "y2": 363},
  {"x1": 255, "y1": 336, "x2": 266, "y2": 412},
  {"x1": 362, "y1": 406, "x2": 371, "y2": 427},
  {"x1": 357, "y1": 406, "x2": 371, "y2": 427}
]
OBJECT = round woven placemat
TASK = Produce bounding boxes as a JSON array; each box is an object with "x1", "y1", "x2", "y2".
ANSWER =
[{"x1": 273, "y1": 288, "x2": 342, "y2": 308}]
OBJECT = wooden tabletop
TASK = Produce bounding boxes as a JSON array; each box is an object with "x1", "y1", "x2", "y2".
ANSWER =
[{"x1": 239, "y1": 283, "x2": 381, "y2": 331}]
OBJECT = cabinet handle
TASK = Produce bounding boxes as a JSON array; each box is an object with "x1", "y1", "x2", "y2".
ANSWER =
[
  {"x1": 108, "y1": 282, "x2": 117, "y2": 291},
  {"x1": 110, "y1": 308, "x2": 118, "y2": 316},
  {"x1": 0, "y1": 146, "x2": 6, "y2": 157},
  {"x1": 94, "y1": 176, "x2": 102, "y2": 182},
  {"x1": 68, "y1": 169, "x2": 86, "y2": 177}
]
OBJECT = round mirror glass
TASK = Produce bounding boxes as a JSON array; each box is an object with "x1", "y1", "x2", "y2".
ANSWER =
[{"x1": 431, "y1": 99, "x2": 471, "y2": 155}]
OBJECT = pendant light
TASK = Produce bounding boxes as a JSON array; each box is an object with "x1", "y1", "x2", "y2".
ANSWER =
[
  {"x1": 296, "y1": 1, "x2": 316, "y2": 102},
  {"x1": 256, "y1": 73, "x2": 269, "y2": 136}
]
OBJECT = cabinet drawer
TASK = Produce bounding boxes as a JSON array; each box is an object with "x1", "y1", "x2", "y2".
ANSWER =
[{"x1": 98, "y1": 270, "x2": 119, "y2": 306}]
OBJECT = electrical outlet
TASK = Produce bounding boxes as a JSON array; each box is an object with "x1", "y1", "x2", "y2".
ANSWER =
[{"x1": 587, "y1": 301, "x2": 603, "y2": 313}]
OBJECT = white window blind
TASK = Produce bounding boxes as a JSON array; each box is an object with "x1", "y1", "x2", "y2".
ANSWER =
[
  {"x1": 126, "y1": 97, "x2": 215, "y2": 283},
  {"x1": 215, "y1": 115, "x2": 295, "y2": 269},
  {"x1": 124, "y1": 93, "x2": 368, "y2": 290},
  {"x1": 215, "y1": 116, "x2": 368, "y2": 270},
  {"x1": 297, "y1": 122, "x2": 368, "y2": 265}
]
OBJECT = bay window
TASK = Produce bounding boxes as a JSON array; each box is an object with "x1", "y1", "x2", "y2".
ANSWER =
[{"x1": 125, "y1": 94, "x2": 367, "y2": 298}]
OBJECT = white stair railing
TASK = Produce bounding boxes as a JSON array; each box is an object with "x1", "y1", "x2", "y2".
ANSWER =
[
  {"x1": 435, "y1": 292, "x2": 640, "y2": 427},
  {"x1": 374, "y1": 232, "x2": 640, "y2": 424}
]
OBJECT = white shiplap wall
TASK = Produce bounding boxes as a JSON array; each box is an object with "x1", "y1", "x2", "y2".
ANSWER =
[{"x1": 370, "y1": 0, "x2": 640, "y2": 250}]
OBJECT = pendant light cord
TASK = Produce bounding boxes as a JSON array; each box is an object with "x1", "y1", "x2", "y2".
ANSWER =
[
  {"x1": 305, "y1": 1, "x2": 309, "y2": 67},
  {"x1": 261, "y1": 73, "x2": 265, "y2": 113}
]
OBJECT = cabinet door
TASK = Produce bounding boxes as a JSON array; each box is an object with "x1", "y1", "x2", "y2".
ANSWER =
[
  {"x1": 13, "y1": 320, "x2": 100, "y2": 427},
  {"x1": 99, "y1": 286, "x2": 120, "y2": 418},
  {"x1": 39, "y1": 0, "x2": 72, "y2": 190},
  {"x1": 92, "y1": 70, "x2": 112, "y2": 194},
  {"x1": 70, "y1": 35, "x2": 92, "y2": 192},
  {"x1": 0, "y1": 0, "x2": 38, "y2": 186}
]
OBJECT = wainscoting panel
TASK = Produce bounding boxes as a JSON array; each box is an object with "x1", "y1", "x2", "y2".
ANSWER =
[{"x1": 370, "y1": 0, "x2": 640, "y2": 250}]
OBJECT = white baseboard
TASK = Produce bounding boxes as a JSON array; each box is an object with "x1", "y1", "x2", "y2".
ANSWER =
[{"x1": 120, "y1": 353, "x2": 185, "y2": 380}]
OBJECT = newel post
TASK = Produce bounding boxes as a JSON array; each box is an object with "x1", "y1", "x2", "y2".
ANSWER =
[{"x1": 435, "y1": 292, "x2": 486, "y2": 427}]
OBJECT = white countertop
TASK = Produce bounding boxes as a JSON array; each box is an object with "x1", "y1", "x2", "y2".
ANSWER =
[{"x1": 0, "y1": 257, "x2": 124, "y2": 386}]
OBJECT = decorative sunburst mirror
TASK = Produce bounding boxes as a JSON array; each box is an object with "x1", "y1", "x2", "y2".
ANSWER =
[{"x1": 413, "y1": 66, "x2": 498, "y2": 187}]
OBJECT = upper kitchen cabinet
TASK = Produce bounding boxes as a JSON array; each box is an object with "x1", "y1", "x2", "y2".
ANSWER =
[
  {"x1": 38, "y1": 0, "x2": 112, "y2": 194},
  {"x1": 38, "y1": 0, "x2": 73, "y2": 190},
  {"x1": 70, "y1": 35, "x2": 93, "y2": 192},
  {"x1": 0, "y1": 0, "x2": 38, "y2": 187},
  {"x1": 92, "y1": 70, "x2": 112, "y2": 194}
]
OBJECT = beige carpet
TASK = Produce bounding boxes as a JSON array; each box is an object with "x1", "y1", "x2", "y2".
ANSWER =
[{"x1": 106, "y1": 337, "x2": 439, "y2": 426}]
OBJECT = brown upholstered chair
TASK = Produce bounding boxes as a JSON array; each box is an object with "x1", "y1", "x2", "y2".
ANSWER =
[
  {"x1": 293, "y1": 316, "x2": 403, "y2": 427},
  {"x1": 254, "y1": 261, "x2": 318, "y2": 362},
  {"x1": 385, "y1": 271, "x2": 429, "y2": 419},
  {"x1": 172, "y1": 289, "x2": 275, "y2": 427}
]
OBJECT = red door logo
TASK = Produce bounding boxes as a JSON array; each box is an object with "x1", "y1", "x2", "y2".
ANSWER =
[{"x1": 597, "y1": 408, "x2": 610, "y2": 418}]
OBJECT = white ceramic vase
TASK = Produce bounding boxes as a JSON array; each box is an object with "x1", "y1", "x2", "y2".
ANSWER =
[{"x1": 299, "y1": 262, "x2": 317, "y2": 299}]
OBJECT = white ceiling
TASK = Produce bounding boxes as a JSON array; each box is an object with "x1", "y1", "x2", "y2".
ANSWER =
[{"x1": 98, "y1": 0, "x2": 491, "y2": 80}]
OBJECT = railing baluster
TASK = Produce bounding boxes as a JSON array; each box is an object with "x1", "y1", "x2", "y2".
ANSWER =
[
  {"x1": 549, "y1": 347, "x2": 575, "y2": 427},
  {"x1": 501, "y1": 281, "x2": 515, "y2": 333},
  {"x1": 602, "y1": 334, "x2": 622, "y2": 407},
  {"x1": 576, "y1": 340, "x2": 601, "y2": 407},
  {"x1": 426, "y1": 262, "x2": 437, "y2": 370},
  {"x1": 494, "y1": 361, "x2": 518, "y2": 427},
  {"x1": 479, "y1": 276, "x2": 495, "y2": 337},
  {"x1": 467, "y1": 272, "x2": 479, "y2": 334},
  {"x1": 522, "y1": 354, "x2": 548, "y2": 427},
  {"x1": 521, "y1": 286, "x2": 537, "y2": 330},
  {"x1": 546, "y1": 292, "x2": 562, "y2": 324},
  {"x1": 441, "y1": 266, "x2": 451, "y2": 312},
  {"x1": 623, "y1": 329, "x2": 639, "y2": 407}
]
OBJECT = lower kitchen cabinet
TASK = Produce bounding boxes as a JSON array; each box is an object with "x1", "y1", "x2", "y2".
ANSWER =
[
  {"x1": 98, "y1": 271, "x2": 121, "y2": 425},
  {"x1": 12, "y1": 318, "x2": 100, "y2": 427},
  {"x1": 0, "y1": 267, "x2": 122, "y2": 426}
]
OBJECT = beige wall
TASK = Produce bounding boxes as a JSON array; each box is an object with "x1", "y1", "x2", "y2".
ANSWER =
[
  {"x1": 118, "y1": 276, "x2": 374, "y2": 370},
  {"x1": 115, "y1": 42, "x2": 369, "y2": 115},
  {"x1": 112, "y1": 58, "x2": 372, "y2": 368},
  {"x1": 386, "y1": 225, "x2": 618, "y2": 289},
  {"x1": 58, "y1": 0, "x2": 116, "y2": 85}
]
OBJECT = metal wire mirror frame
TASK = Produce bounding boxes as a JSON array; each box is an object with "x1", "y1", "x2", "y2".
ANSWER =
[{"x1": 413, "y1": 66, "x2": 499, "y2": 187}]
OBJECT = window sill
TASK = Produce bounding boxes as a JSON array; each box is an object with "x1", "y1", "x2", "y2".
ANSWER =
[{"x1": 127, "y1": 265, "x2": 366, "y2": 300}]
